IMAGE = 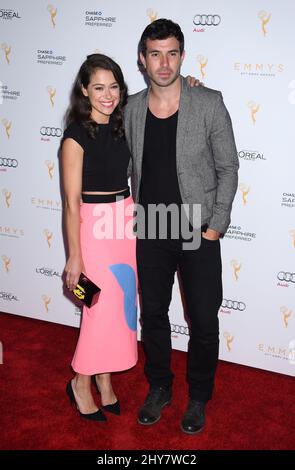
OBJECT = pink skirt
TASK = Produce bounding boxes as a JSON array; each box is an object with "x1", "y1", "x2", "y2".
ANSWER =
[{"x1": 71, "y1": 195, "x2": 138, "y2": 375}]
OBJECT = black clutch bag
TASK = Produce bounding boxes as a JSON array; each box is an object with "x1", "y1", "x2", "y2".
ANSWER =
[{"x1": 72, "y1": 273, "x2": 101, "y2": 308}]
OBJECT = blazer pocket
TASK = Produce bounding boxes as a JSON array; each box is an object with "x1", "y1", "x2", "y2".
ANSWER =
[{"x1": 205, "y1": 184, "x2": 217, "y2": 193}]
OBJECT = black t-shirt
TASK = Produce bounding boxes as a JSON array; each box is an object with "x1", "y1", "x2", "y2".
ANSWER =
[
  {"x1": 62, "y1": 121, "x2": 131, "y2": 192},
  {"x1": 139, "y1": 108, "x2": 182, "y2": 238},
  {"x1": 140, "y1": 109, "x2": 182, "y2": 205}
]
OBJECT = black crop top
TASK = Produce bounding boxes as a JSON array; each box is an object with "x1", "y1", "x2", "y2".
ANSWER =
[{"x1": 62, "y1": 121, "x2": 131, "y2": 192}]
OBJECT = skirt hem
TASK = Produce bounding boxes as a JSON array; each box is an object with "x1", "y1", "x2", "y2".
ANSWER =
[{"x1": 71, "y1": 358, "x2": 138, "y2": 376}]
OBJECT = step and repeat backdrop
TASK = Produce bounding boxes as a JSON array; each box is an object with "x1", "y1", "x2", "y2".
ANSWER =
[{"x1": 1, "y1": 0, "x2": 295, "y2": 376}]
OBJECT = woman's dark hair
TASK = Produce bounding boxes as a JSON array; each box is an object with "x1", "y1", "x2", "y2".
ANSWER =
[
  {"x1": 64, "y1": 54, "x2": 128, "y2": 139},
  {"x1": 139, "y1": 18, "x2": 184, "y2": 57}
]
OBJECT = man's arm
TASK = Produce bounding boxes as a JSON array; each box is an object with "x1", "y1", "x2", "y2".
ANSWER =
[{"x1": 207, "y1": 93, "x2": 239, "y2": 235}]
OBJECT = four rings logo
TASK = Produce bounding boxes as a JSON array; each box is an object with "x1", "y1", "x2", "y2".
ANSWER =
[
  {"x1": 221, "y1": 299, "x2": 246, "y2": 311},
  {"x1": 40, "y1": 126, "x2": 62, "y2": 137},
  {"x1": 277, "y1": 271, "x2": 295, "y2": 283},
  {"x1": 193, "y1": 14, "x2": 221, "y2": 26},
  {"x1": 171, "y1": 324, "x2": 189, "y2": 335},
  {"x1": 0, "y1": 158, "x2": 18, "y2": 168}
]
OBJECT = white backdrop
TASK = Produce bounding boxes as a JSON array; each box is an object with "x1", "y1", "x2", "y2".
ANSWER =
[{"x1": 1, "y1": 0, "x2": 295, "y2": 376}]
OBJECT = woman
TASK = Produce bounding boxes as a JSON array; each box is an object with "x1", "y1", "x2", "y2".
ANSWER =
[{"x1": 62, "y1": 54, "x2": 137, "y2": 421}]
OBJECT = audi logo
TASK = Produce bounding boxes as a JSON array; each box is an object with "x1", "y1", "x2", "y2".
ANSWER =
[
  {"x1": 0, "y1": 158, "x2": 18, "y2": 168},
  {"x1": 221, "y1": 299, "x2": 246, "y2": 311},
  {"x1": 193, "y1": 14, "x2": 221, "y2": 26},
  {"x1": 277, "y1": 271, "x2": 295, "y2": 283},
  {"x1": 171, "y1": 324, "x2": 189, "y2": 335},
  {"x1": 40, "y1": 126, "x2": 62, "y2": 137}
]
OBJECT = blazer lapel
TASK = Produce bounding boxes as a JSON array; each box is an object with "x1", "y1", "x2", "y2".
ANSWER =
[
  {"x1": 135, "y1": 88, "x2": 149, "y2": 174},
  {"x1": 176, "y1": 76, "x2": 191, "y2": 171}
]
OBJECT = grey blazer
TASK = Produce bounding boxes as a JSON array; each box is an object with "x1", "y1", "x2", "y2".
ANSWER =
[{"x1": 124, "y1": 76, "x2": 239, "y2": 234}]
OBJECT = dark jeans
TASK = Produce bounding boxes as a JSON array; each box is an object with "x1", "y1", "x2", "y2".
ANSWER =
[{"x1": 137, "y1": 235, "x2": 222, "y2": 402}]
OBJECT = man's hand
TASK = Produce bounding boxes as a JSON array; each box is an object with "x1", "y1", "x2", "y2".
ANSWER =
[
  {"x1": 185, "y1": 75, "x2": 204, "y2": 87},
  {"x1": 202, "y1": 228, "x2": 220, "y2": 241}
]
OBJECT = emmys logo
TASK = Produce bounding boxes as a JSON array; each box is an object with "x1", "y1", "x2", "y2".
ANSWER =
[
  {"x1": 47, "y1": 86, "x2": 56, "y2": 107},
  {"x1": 2, "y1": 255, "x2": 10, "y2": 273},
  {"x1": 239, "y1": 183, "x2": 250, "y2": 206},
  {"x1": 259, "y1": 343, "x2": 294, "y2": 361},
  {"x1": 42, "y1": 294, "x2": 51, "y2": 313},
  {"x1": 47, "y1": 4, "x2": 57, "y2": 28},
  {"x1": 197, "y1": 55, "x2": 208, "y2": 79},
  {"x1": 280, "y1": 306, "x2": 292, "y2": 328},
  {"x1": 31, "y1": 197, "x2": 61, "y2": 211},
  {"x1": 224, "y1": 332, "x2": 234, "y2": 352},
  {"x1": 1, "y1": 118, "x2": 12, "y2": 139},
  {"x1": 247, "y1": 101, "x2": 260, "y2": 125},
  {"x1": 45, "y1": 160, "x2": 54, "y2": 179},
  {"x1": 234, "y1": 62, "x2": 284, "y2": 78},
  {"x1": 0, "y1": 226, "x2": 24, "y2": 238},
  {"x1": 44, "y1": 229, "x2": 53, "y2": 248},
  {"x1": 231, "y1": 259, "x2": 241, "y2": 281},
  {"x1": 146, "y1": 8, "x2": 157, "y2": 23},
  {"x1": 289, "y1": 230, "x2": 295, "y2": 247},
  {"x1": 1, "y1": 43, "x2": 11, "y2": 64},
  {"x1": 258, "y1": 10, "x2": 271, "y2": 37},
  {"x1": 2, "y1": 189, "x2": 11, "y2": 208}
]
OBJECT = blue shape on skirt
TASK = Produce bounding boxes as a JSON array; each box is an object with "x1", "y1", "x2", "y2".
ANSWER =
[{"x1": 109, "y1": 263, "x2": 137, "y2": 331}]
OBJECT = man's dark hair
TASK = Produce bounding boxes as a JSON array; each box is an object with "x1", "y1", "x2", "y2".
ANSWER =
[{"x1": 139, "y1": 18, "x2": 184, "y2": 57}]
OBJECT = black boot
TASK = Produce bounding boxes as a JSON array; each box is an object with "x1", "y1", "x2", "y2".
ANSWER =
[
  {"x1": 181, "y1": 399, "x2": 205, "y2": 434},
  {"x1": 138, "y1": 387, "x2": 171, "y2": 425}
]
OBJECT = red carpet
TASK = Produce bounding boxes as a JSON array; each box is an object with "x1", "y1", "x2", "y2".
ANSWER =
[{"x1": 0, "y1": 312, "x2": 294, "y2": 450}]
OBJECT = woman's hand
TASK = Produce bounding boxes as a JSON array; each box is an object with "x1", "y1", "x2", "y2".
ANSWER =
[
  {"x1": 65, "y1": 255, "x2": 84, "y2": 291},
  {"x1": 185, "y1": 75, "x2": 204, "y2": 87}
]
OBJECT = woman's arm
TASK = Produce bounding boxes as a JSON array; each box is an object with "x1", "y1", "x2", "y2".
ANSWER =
[{"x1": 62, "y1": 138, "x2": 84, "y2": 290}]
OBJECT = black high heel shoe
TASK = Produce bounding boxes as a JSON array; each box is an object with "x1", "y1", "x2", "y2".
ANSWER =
[
  {"x1": 66, "y1": 380, "x2": 107, "y2": 422},
  {"x1": 91, "y1": 375, "x2": 121, "y2": 415}
]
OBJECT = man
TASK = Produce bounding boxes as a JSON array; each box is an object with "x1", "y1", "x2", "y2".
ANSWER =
[{"x1": 124, "y1": 19, "x2": 238, "y2": 434}]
